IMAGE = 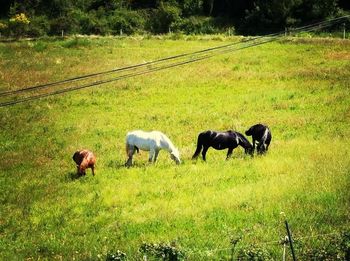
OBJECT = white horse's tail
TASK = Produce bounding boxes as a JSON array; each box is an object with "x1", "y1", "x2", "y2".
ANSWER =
[
  {"x1": 126, "y1": 141, "x2": 139, "y2": 155},
  {"x1": 125, "y1": 142, "x2": 130, "y2": 155}
]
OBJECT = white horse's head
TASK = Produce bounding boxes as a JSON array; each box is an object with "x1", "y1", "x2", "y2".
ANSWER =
[{"x1": 170, "y1": 148, "x2": 181, "y2": 164}]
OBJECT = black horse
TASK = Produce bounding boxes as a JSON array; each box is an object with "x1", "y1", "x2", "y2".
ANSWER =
[
  {"x1": 192, "y1": 130, "x2": 253, "y2": 161},
  {"x1": 245, "y1": 124, "x2": 272, "y2": 154}
]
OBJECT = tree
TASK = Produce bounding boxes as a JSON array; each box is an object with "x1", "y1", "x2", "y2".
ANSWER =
[
  {"x1": 151, "y1": 2, "x2": 181, "y2": 33},
  {"x1": 0, "y1": 0, "x2": 13, "y2": 17},
  {"x1": 8, "y1": 12, "x2": 30, "y2": 37},
  {"x1": 236, "y1": 0, "x2": 339, "y2": 35}
]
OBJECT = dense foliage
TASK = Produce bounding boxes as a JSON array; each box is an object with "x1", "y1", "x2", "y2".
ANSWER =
[{"x1": 0, "y1": 0, "x2": 349, "y2": 36}]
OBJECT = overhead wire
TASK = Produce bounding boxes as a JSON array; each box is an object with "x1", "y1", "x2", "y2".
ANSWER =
[
  {"x1": 0, "y1": 36, "x2": 291, "y2": 107},
  {"x1": 0, "y1": 35, "x2": 272, "y2": 97},
  {"x1": 0, "y1": 19, "x2": 341, "y2": 106},
  {"x1": 0, "y1": 36, "x2": 280, "y2": 106},
  {"x1": 1, "y1": 14, "x2": 347, "y2": 98},
  {"x1": 0, "y1": 15, "x2": 349, "y2": 107}
]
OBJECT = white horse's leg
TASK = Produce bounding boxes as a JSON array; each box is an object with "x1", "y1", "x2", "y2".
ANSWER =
[
  {"x1": 153, "y1": 149, "x2": 160, "y2": 162},
  {"x1": 149, "y1": 148, "x2": 155, "y2": 163}
]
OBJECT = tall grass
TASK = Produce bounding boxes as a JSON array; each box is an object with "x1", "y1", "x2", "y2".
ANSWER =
[{"x1": 0, "y1": 36, "x2": 349, "y2": 260}]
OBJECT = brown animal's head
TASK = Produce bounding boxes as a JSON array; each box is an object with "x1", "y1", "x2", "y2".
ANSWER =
[{"x1": 73, "y1": 151, "x2": 84, "y2": 165}]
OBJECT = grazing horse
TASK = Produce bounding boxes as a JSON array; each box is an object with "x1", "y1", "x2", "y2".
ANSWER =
[
  {"x1": 125, "y1": 130, "x2": 181, "y2": 167},
  {"x1": 192, "y1": 130, "x2": 253, "y2": 161},
  {"x1": 245, "y1": 124, "x2": 272, "y2": 154},
  {"x1": 73, "y1": 150, "x2": 96, "y2": 176}
]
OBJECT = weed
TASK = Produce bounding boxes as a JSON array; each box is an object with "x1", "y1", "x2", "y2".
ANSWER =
[
  {"x1": 61, "y1": 37, "x2": 91, "y2": 48},
  {"x1": 33, "y1": 40, "x2": 48, "y2": 52},
  {"x1": 139, "y1": 242, "x2": 185, "y2": 261},
  {"x1": 237, "y1": 245, "x2": 273, "y2": 261},
  {"x1": 106, "y1": 250, "x2": 127, "y2": 261}
]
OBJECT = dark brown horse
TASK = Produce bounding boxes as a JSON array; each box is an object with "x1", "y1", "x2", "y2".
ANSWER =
[{"x1": 192, "y1": 130, "x2": 253, "y2": 161}]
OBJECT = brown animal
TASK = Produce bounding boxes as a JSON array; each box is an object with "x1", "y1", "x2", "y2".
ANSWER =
[{"x1": 72, "y1": 150, "x2": 96, "y2": 176}]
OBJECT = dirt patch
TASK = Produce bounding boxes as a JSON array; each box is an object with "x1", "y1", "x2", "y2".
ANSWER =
[{"x1": 326, "y1": 51, "x2": 350, "y2": 60}]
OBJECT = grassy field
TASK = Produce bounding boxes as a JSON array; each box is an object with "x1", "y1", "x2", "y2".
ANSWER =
[{"x1": 0, "y1": 35, "x2": 350, "y2": 260}]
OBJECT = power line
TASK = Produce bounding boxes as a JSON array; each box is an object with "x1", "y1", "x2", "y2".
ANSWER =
[
  {"x1": 0, "y1": 37, "x2": 287, "y2": 107},
  {"x1": 1, "y1": 16, "x2": 347, "y2": 99},
  {"x1": 1, "y1": 15, "x2": 347, "y2": 98},
  {"x1": 0, "y1": 36, "x2": 271, "y2": 97},
  {"x1": 0, "y1": 15, "x2": 349, "y2": 107}
]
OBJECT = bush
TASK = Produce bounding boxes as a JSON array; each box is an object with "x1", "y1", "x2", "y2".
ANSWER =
[
  {"x1": 174, "y1": 16, "x2": 217, "y2": 34},
  {"x1": 173, "y1": 16, "x2": 231, "y2": 34},
  {"x1": 106, "y1": 250, "x2": 127, "y2": 261},
  {"x1": 340, "y1": 231, "x2": 350, "y2": 260},
  {"x1": 32, "y1": 41, "x2": 48, "y2": 52},
  {"x1": 237, "y1": 245, "x2": 273, "y2": 261},
  {"x1": 0, "y1": 21, "x2": 8, "y2": 36},
  {"x1": 8, "y1": 13, "x2": 30, "y2": 37},
  {"x1": 70, "y1": 9, "x2": 110, "y2": 35},
  {"x1": 297, "y1": 231, "x2": 350, "y2": 261},
  {"x1": 108, "y1": 9, "x2": 146, "y2": 35},
  {"x1": 181, "y1": 0, "x2": 204, "y2": 16},
  {"x1": 139, "y1": 242, "x2": 185, "y2": 261},
  {"x1": 86, "y1": 12, "x2": 110, "y2": 35},
  {"x1": 150, "y1": 3, "x2": 182, "y2": 34},
  {"x1": 302, "y1": 245, "x2": 341, "y2": 260},
  {"x1": 50, "y1": 12, "x2": 81, "y2": 36},
  {"x1": 60, "y1": 37, "x2": 91, "y2": 48},
  {"x1": 26, "y1": 15, "x2": 50, "y2": 37}
]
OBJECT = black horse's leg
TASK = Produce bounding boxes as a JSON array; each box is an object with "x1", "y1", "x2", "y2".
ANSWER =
[
  {"x1": 252, "y1": 138, "x2": 256, "y2": 154},
  {"x1": 226, "y1": 147, "x2": 233, "y2": 160},
  {"x1": 202, "y1": 146, "x2": 209, "y2": 161},
  {"x1": 192, "y1": 145, "x2": 202, "y2": 159},
  {"x1": 257, "y1": 142, "x2": 263, "y2": 155},
  {"x1": 261, "y1": 143, "x2": 267, "y2": 154},
  {"x1": 192, "y1": 140, "x2": 203, "y2": 159}
]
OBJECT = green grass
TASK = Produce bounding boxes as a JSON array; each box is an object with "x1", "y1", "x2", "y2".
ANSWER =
[{"x1": 0, "y1": 35, "x2": 350, "y2": 260}]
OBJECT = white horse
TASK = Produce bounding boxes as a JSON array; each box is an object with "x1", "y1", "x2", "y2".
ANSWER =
[{"x1": 125, "y1": 130, "x2": 181, "y2": 166}]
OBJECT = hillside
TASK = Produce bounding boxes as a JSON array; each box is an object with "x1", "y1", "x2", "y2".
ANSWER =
[{"x1": 0, "y1": 36, "x2": 350, "y2": 260}]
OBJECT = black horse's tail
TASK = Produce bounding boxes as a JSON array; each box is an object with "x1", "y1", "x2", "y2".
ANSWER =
[{"x1": 192, "y1": 133, "x2": 204, "y2": 159}]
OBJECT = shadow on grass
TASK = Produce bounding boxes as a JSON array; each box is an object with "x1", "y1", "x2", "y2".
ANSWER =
[
  {"x1": 67, "y1": 171, "x2": 82, "y2": 180},
  {"x1": 67, "y1": 171, "x2": 97, "y2": 180},
  {"x1": 107, "y1": 160, "x2": 128, "y2": 170}
]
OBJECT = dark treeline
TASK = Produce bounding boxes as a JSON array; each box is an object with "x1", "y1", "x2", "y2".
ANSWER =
[{"x1": 0, "y1": 0, "x2": 349, "y2": 37}]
